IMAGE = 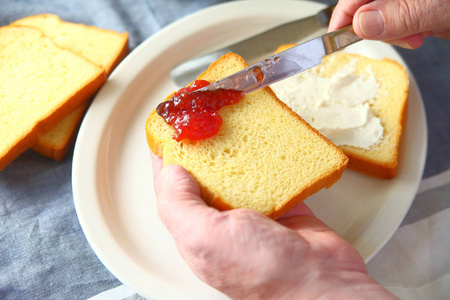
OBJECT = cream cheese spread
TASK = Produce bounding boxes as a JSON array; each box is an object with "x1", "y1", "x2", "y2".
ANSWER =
[{"x1": 271, "y1": 57, "x2": 382, "y2": 149}]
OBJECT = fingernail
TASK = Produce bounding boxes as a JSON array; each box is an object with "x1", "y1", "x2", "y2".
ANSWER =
[{"x1": 359, "y1": 11, "x2": 385, "y2": 37}]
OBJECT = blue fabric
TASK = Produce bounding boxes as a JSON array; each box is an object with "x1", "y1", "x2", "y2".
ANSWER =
[
  {"x1": 0, "y1": 0, "x2": 449, "y2": 299},
  {"x1": 396, "y1": 40, "x2": 450, "y2": 178}
]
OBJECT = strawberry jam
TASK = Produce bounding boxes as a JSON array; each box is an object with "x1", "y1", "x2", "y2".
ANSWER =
[{"x1": 156, "y1": 80, "x2": 243, "y2": 141}]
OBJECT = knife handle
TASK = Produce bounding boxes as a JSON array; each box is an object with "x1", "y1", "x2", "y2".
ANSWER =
[{"x1": 322, "y1": 25, "x2": 362, "y2": 54}]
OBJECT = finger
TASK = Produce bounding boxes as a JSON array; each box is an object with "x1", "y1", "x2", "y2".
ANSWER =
[
  {"x1": 278, "y1": 202, "x2": 315, "y2": 220},
  {"x1": 150, "y1": 152, "x2": 163, "y2": 196},
  {"x1": 432, "y1": 28, "x2": 450, "y2": 39},
  {"x1": 328, "y1": 0, "x2": 372, "y2": 32},
  {"x1": 155, "y1": 163, "x2": 221, "y2": 243},
  {"x1": 278, "y1": 214, "x2": 331, "y2": 234},
  {"x1": 156, "y1": 163, "x2": 203, "y2": 220},
  {"x1": 279, "y1": 215, "x2": 368, "y2": 273},
  {"x1": 384, "y1": 33, "x2": 426, "y2": 49},
  {"x1": 354, "y1": 0, "x2": 450, "y2": 41}
]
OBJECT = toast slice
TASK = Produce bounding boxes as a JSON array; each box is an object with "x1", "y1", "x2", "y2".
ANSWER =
[
  {"x1": 272, "y1": 46, "x2": 408, "y2": 179},
  {"x1": 146, "y1": 53, "x2": 348, "y2": 219},
  {"x1": 13, "y1": 14, "x2": 129, "y2": 161},
  {"x1": 0, "y1": 25, "x2": 106, "y2": 171},
  {"x1": 29, "y1": 103, "x2": 89, "y2": 161}
]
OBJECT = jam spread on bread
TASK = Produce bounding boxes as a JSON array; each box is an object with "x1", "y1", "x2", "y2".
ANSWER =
[{"x1": 156, "y1": 80, "x2": 243, "y2": 141}]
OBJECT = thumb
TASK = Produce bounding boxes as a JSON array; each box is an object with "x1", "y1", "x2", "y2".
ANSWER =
[
  {"x1": 154, "y1": 163, "x2": 221, "y2": 241},
  {"x1": 156, "y1": 163, "x2": 203, "y2": 219},
  {"x1": 354, "y1": 0, "x2": 449, "y2": 48}
]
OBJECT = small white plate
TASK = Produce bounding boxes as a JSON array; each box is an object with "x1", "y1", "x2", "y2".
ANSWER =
[{"x1": 72, "y1": 1, "x2": 427, "y2": 299}]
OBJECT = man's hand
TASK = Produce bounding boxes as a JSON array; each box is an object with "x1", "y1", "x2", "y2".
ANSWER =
[
  {"x1": 151, "y1": 153, "x2": 397, "y2": 299},
  {"x1": 329, "y1": 0, "x2": 450, "y2": 49}
]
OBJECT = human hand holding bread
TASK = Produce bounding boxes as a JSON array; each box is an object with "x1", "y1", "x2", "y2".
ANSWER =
[{"x1": 151, "y1": 152, "x2": 397, "y2": 300}]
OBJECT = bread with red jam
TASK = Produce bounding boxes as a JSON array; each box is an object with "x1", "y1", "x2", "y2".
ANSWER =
[{"x1": 145, "y1": 53, "x2": 348, "y2": 219}]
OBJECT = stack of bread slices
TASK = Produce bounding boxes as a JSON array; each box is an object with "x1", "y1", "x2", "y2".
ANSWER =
[{"x1": 0, "y1": 14, "x2": 128, "y2": 171}]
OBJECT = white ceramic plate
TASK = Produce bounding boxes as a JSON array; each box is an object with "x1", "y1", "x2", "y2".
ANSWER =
[{"x1": 72, "y1": 1, "x2": 427, "y2": 299}]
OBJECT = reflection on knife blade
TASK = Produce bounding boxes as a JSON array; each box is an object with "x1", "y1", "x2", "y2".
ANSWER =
[
  {"x1": 156, "y1": 26, "x2": 360, "y2": 142},
  {"x1": 170, "y1": 4, "x2": 336, "y2": 87}
]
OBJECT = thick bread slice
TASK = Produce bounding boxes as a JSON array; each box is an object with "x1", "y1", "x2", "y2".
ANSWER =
[
  {"x1": 30, "y1": 103, "x2": 89, "y2": 161},
  {"x1": 0, "y1": 25, "x2": 106, "y2": 171},
  {"x1": 146, "y1": 53, "x2": 348, "y2": 219},
  {"x1": 13, "y1": 14, "x2": 129, "y2": 160},
  {"x1": 274, "y1": 45, "x2": 408, "y2": 179}
]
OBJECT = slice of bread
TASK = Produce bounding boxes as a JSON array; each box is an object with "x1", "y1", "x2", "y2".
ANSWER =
[
  {"x1": 0, "y1": 25, "x2": 106, "y2": 171},
  {"x1": 30, "y1": 103, "x2": 89, "y2": 161},
  {"x1": 273, "y1": 45, "x2": 408, "y2": 179},
  {"x1": 13, "y1": 14, "x2": 129, "y2": 161},
  {"x1": 146, "y1": 53, "x2": 348, "y2": 219}
]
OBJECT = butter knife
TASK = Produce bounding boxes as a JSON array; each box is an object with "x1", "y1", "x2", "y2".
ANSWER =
[
  {"x1": 200, "y1": 26, "x2": 361, "y2": 95},
  {"x1": 171, "y1": 4, "x2": 336, "y2": 87}
]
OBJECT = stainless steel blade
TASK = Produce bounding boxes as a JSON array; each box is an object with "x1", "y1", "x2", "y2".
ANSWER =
[
  {"x1": 201, "y1": 26, "x2": 361, "y2": 95},
  {"x1": 171, "y1": 4, "x2": 336, "y2": 87}
]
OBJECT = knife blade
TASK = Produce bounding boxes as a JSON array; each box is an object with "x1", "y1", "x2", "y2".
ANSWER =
[
  {"x1": 171, "y1": 4, "x2": 336, "y2": 87},
  {"x1": 200, "y1": 26, "x2": 361, "y2": 95}
]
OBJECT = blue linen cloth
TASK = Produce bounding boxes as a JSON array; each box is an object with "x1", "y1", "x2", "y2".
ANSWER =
[{"x1": 1, "y1": 0, "x2": 449, "y2": 299}]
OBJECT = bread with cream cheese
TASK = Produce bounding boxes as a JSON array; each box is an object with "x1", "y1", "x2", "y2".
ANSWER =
[
  {"x1": 13, "y1": 14, "x2": 129, "y2": 161},
  {"x1": 145, "y1": 53, "x2": 348, "y2": 219},
  {"x1": 272, "y1": 45, "x2": 408, "y2": 179},
  {"x1": 0, "y1": 25, "x2": 106, "y2": 171}
]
